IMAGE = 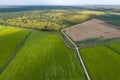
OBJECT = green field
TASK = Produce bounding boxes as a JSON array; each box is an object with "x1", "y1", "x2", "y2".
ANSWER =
[
  {"x1": 106, "y1": 42, "x2": 120, "y2": 54},
  {"x1": 0, "y1": 26, "x2": 6, "y2": 31},
  {"x1": 80, "y1": 46, "x2": 120, "y2": 80},
  {"x1": 0, "y1": 29, "x2": 86, "y2": 80},
  {"x1": 0, "y1": 26, "x2": 3, "y2": 30},
  {"x1": 0, "y1": 26, "x2": 29, "y2": 68}
]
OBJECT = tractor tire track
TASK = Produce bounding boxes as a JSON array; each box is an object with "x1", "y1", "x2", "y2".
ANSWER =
[{"x1": 0, "y1": 31, "x2": 31, "y2": 74}]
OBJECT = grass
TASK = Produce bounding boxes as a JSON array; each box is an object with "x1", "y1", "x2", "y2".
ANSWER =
[
  {"x1": 80, "y1": 46, "x2": 120, "y2": 80},
  {"x1": 0, "y1": 26, "x2": 30, "y2": 68},
  {"x1": 0, "y1": 31, "x2": 86, "y2": 80}
]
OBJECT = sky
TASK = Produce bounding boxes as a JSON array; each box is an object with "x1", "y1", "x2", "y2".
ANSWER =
[{"x1": 0, "y1": 0, "x2": 120, "y2": 5}]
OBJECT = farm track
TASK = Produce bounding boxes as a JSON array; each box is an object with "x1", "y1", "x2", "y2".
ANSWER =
[
  {"x1": 61, "y1": 29, "x2": 91, "y2": 80},
  {"x1": 0, "y1": 31, "x2": 31, "y2": 74}
]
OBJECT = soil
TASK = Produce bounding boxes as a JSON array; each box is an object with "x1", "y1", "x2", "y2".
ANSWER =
[{"x1": 65, "y1": 19, "x2": 120, "y2": 41}]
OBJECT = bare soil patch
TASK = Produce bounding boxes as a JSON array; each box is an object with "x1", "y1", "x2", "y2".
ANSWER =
[{"x1": 64, "y1": 19, "x2": 120, "y2": 42}]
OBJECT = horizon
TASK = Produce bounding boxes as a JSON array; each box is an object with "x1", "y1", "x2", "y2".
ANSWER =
[
  {"x1": 0, "y1": 0, "x2": 120, "y2": 6},
  {"x1": 0, "y1": 4, "x2": 120, "y2": 6}
]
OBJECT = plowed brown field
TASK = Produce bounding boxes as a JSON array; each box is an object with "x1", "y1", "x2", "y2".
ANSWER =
[{"x1": 65, "y1": 19, "x2": 120, "y2": 41}]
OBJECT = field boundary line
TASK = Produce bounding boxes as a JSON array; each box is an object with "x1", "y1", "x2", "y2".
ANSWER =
[
  {"x1": 0, "y1": 31, "x2": 31, "y2": 74},
  {"x1": 58, "y1": 32, "x2": 76, "y2": 49},
  {"x1": 59, "y1": 34, "x2": 73, "y2": 49},
  {"x1": 105, "y1": 45, "x2": 120, "y2": 55},
  {"x1": 61, "y1": 29, "x2": 91, "y2": 80}
]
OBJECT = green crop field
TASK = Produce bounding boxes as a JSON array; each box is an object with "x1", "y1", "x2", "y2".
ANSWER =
[
  {"x1": 0, "y1": 26, "x2": 6, "y2": 31},
  {"x1": 106, "y1": 42, "x2": 120, "y2": 54},
  {"x1": 0, "y1": 26, "x2": 29, "y2": 68},
  {"x1": 0, "y1": 26, "x2": 3, "y2": 30},
  {"x1": 80, "y1": 46, "x2": 120, "y2": 80},
  {"x1": 0, "y1": 30, "x2": 86, "y2": 80}
]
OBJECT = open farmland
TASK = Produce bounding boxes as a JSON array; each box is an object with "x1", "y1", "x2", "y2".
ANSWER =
[
  {"x1": 0, "y1": 6, "x2": 120, "y2": 80},
  {"x1": 0, "y1": 26, "x2": 29, "y2": 69},
  {"x1": 65, "y1": 19, "x2": 120, "y2": 41},
  {"x1": 80, "y1": 46, "x2": 120, "y2": 80},
  {"x1": 0, "y1": 30, "x2": 86, "y2": 80},
  {"x1": 62, "y1": 18, "x2": 120, "y2": 80}
]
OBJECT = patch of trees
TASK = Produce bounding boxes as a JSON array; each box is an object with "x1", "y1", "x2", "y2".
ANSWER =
[{"x1": 0, "y1": 10, "x2": 104, "y2": 31}]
